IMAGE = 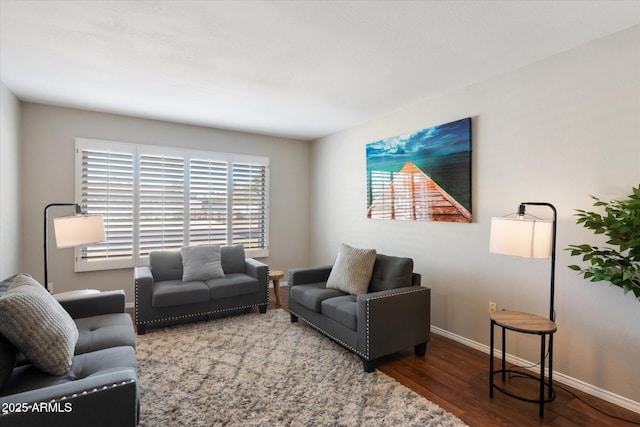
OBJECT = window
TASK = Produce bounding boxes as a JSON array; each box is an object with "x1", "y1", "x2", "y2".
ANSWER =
[
  {"x1": 75, "y1": 138, "x2": 269, "y2": 272},
  {"x1": 231, "y1": 162, "x2": 268, "y2": 250},
  {"x1": 138, "y1": 151, "x2": 185, "y2": 256},
  {"x1": 188, "y1": 158, "x2": 228, "y2": 247}
]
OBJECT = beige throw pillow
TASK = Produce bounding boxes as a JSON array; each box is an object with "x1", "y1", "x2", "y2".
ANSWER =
[
  {"x1": 326, "y1": 243, "x2": 377, "y2": 295},
  {"x1": 0, "y1": 275, "x2": 79, "y2": 375},
  {"x1": 181, "y1": 245, "x2": 225, "y2": 282}
]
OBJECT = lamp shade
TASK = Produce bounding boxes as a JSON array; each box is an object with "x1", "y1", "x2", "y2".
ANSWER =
[
  {"x1": 53, "y1": 214, "x2": 105, "y2": 248},
  {"x1": 489, "y1": 217, "x2": 552, "y2": 259}
]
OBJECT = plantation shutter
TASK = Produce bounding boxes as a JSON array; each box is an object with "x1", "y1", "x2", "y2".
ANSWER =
[
  {"x1": 188, "y1": 158, "x2": 228, "y2": 245},
  {"x1": 75, "y1": 139, "x2": 269, "y2": 271},
  {"x1": 139, "y1": 153, "x2": 185, "y2": 255},
  {"x1": 78, "y1": 144, "x2": 135, "y2": 269},
  {"x1": 232, "y1": 162, "x2": 268, "y2": 250}
]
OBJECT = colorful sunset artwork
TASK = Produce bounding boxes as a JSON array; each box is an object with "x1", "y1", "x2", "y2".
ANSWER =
[{"x1": 366, "y1": 117, "x2": 472, "y2": 222}]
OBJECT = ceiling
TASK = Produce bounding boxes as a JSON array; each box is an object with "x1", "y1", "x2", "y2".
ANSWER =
[{"x1": 1, "y1": 1, "x2": 639, "y2": 141}]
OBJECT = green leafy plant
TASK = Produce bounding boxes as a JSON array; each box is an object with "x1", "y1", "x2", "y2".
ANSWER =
[{"x1": 567, "y1": 185, "x2": 640, "y2": 301}]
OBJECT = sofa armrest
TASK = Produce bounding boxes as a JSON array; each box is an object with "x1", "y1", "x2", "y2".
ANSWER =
[
  {"x1": 288, "y1": 266, "x2": 333, "y2": 287},
  {"x1": 245, "y1": 258, "x2": 268, "y2": 279},
  {"x1": 357, "y1": 285, "x2": 430, "y2": 360},
  {"x1": 134, "y1": 266, "x2": 154, "y2": 327},
  {"x1": 133, "y1": 265, "x2": 154, "y2": 285},
  {"x1": 245, "y1": 258, "x2": 269, "y2": 295},
  {"x1": 0, "y1": 371, "x2": 138, "y2": 427},
  {"x1": 57, "y1": 290, "x2": 125, "y2": 319}
]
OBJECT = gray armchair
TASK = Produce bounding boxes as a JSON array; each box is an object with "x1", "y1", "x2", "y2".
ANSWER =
[
  {"x1": 288, "y1": 253, "x2": 430, "y2": 372},
  {"x1": 0, "y1": 277, "x2": 138, "y2": 427}
]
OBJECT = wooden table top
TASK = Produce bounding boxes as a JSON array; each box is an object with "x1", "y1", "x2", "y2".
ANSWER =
[
  {"x1": 268, "y1": 270, "x2": 284, "y2": 280},
  {"x1": 490, "y1": 310, "x2": 557, "y2": 334}
]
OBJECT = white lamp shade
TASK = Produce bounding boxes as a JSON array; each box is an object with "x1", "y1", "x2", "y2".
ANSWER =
[
  {"x1": 489, "y1": 217, "x2": 552, "y2": 259},
  {"x1": 53, "y1": 214, "x2": 105, "y2": 248}
]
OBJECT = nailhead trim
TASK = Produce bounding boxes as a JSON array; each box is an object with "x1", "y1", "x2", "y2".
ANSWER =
[
  {"x1": 365, "y1": 287, "x2": 428, "y2": 359},
  {"x1": 0, "y1": 380, "x2": 136, "y2": 416},
  {"x1": 289, "y1": 309, "x2": 367, "y2": 359},
  {"x1": 135, "y1": 272, "x2": 269, "y2": 327},
  {"x1": 291, "y1": 286, "x2": 429, "y2": 360},
  {"x1": 138, "y1": 303, "x2": 266, "y2": 326},
  {"x1": 266, "y1": 267, "x2": 271, "y2": 304}
]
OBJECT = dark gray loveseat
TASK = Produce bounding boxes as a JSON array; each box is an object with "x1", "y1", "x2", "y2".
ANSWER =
[
  {"x1": 289, "y1": 253, "x2": 430, "y2": 372},
  {"x1": 134, "y1": 244, "x2": 268, "y2": 334},
  {"x1": 0, "y1": 275, "x2": 139, "y2": 427}
]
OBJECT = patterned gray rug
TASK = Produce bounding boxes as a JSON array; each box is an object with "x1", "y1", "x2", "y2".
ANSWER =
[{"x1": 136, "y1": 309, "x2": 468, "y2": 426}]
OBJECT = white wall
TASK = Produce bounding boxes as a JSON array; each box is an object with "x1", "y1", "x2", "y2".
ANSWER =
[
  {"x1": 0, "y1": 82, "x2": 21, "y2": 279},
  {"x1": 19, "y1": 104, "x2": 311, "y2": 300},
  {"x1": 310, "y1": 27, "x2": 640, "y2": 405}
]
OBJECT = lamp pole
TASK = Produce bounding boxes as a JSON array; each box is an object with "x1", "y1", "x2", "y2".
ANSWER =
[{"x1": 519, "y1": 202, "x2": 557, "y2": 321}]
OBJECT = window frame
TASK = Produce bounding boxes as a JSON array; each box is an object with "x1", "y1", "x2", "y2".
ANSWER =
[{"x1": 74, "y1": 138, "x2": 270, "y2": 272}]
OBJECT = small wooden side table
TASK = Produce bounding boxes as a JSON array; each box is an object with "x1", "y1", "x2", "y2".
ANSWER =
[
  {"x1": 490, "y1": 310, "x2": 557, "y2": 418},
  {"x1": 268, "y1": 270, "x2": 285, "y2": 306}
]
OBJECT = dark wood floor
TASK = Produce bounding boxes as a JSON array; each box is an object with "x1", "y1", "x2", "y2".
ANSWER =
[
  {"x1": 131, "y1": 286, "x2": 640, "y2": 426},
  {"x1": 270, "y1": 287, "x2": 639, "y2": 427}
]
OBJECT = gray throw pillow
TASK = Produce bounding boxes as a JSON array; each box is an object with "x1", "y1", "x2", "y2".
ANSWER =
[
  {"x1": 181, "y1": 245, "x2": 225, "y2": 282},
  {"x1": 326, "y1": 243, "x2": 377, "y2": 296},
  {"x1": 0, "y1": 275, "x2": 79, "y2": 375}
]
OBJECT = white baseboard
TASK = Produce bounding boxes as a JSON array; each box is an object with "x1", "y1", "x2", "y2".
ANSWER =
[
  {"x1": 430, "y1": 325, "x2": 640, "y2": 415},
  {"x1": 125, "y1": 302, "x2": 134, "y2": 309}
]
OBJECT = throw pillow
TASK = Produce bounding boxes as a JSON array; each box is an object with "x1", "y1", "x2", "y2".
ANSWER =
[
  {"x1": 0, "y1": 273, "x2": 24, "y2": 297},
  {"x1": 326, "y1": 243, "x2": 377, "y2": 296},
  {"x1": 181, "y1": 245, "x2": 225, "y2": 281},
  {"x1": 0, "y1": 275, "x2": 79, "y2": 375}
]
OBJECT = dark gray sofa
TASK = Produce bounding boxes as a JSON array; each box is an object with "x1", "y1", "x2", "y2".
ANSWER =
[
  {"x1": 0, "y1": 276, "x2": 139, "y2": 427},
  {"x1": 288, "y1": 254, "x2": 430, "y2": 372},
  {"x1": 134, "y1": 244, "x2": 268, "y2": 334}
]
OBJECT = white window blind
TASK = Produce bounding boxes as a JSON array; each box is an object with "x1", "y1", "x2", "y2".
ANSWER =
[
  {"x1": 188, "y1": 158, "x2": 228, "y2": 246},
  {"x1": 232, "y1": 162, "x2": 268, "y2": 250},
  {"x1": 77, "y1": 144, "x2": 135, "y2": 271},
  {"x1": 139, "y1": 153, "x2": 185, "y2": 256},
  {"x1": 75, "y1": 138, "x2": 269, "y2": 271}
]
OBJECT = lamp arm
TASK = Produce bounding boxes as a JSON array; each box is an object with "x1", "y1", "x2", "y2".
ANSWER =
[
  {"x1": 520, "y1": 202, "x2": 557, "y2": 321},
  {"x1": 44, "y1": 203, "x2": 80, "y2": 291}
]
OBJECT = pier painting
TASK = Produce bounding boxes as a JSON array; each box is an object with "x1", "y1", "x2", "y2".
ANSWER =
[{"x1": 366, "y1": 118, "x2": 472, "y2": 223}]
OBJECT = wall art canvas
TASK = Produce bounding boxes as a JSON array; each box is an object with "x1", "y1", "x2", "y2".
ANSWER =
[{"x1": 366, "y1": 117, "x2": 472, "y2": 222}]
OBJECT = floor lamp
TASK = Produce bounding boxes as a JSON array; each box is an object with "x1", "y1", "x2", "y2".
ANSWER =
[
  {"x1": 489, "y1": 202, "x2": 557, "y2": 320},
  {"x1": 488, "y1": 202, "x2": 557, "y2": 417},
  {"x1": 44, "y1": 203, "x2": 105, "y2": 292}
]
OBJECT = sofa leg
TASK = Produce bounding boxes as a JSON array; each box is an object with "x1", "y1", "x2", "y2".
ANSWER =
[
  {"x1": 290, "y1": 313, "x2": 298, "y2": 323},
  {"x1": 415, "y1": 342, "x2": 427, "y2": 356},
  {"x1": 137, "y1": 324, "x2": 147, "y2": 335},
  {"x1": 259, "y1": 304, "x2": 267, "y2": 314},
  {"x1": 363, "y1": 359, "x2": 376, "y2": 373}
]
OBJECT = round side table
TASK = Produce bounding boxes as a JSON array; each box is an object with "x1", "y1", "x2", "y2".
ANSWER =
[
  {"x1": 268, "y1": 270, "x2": 284, "y2": 306},
  {"x1": 489, "y1": 310, "x2": 557, "y2": 418}
]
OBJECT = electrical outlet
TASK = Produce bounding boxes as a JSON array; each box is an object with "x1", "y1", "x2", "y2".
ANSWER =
[{"x1": 489, "y1": 301, "x2": 497, "y2": 314}]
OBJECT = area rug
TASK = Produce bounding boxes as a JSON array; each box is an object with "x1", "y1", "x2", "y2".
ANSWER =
[{"x1": 136, "y1": 309, "x2": 468, "y2": 426}]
